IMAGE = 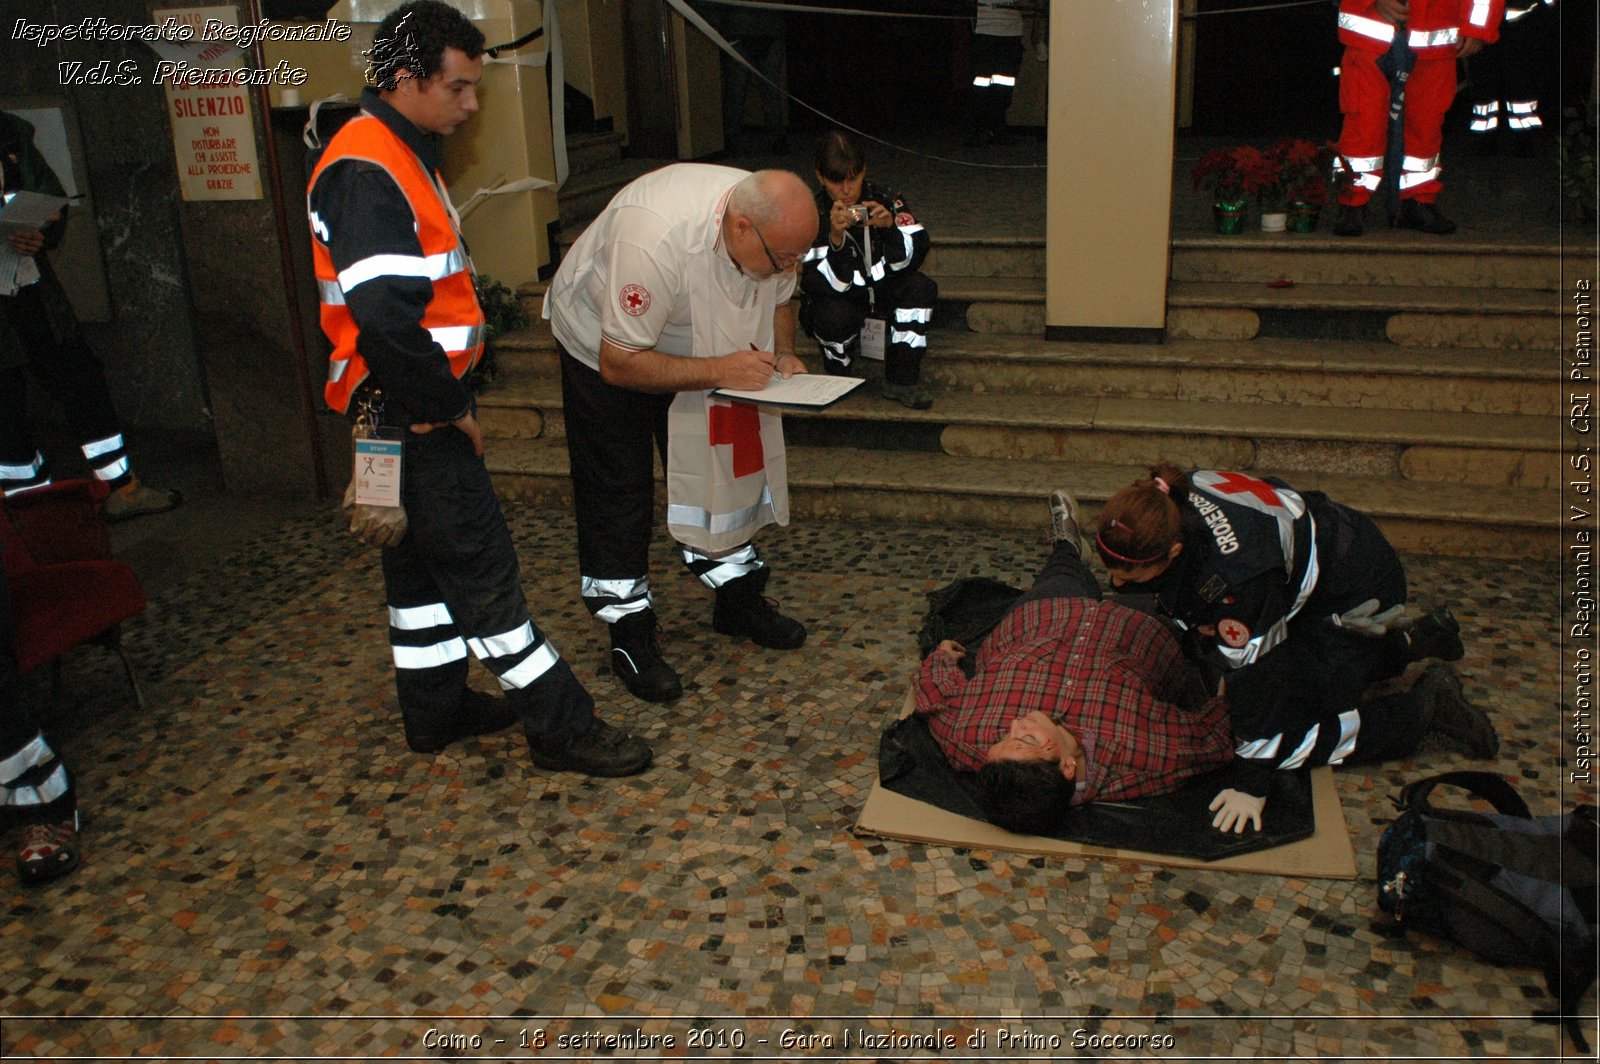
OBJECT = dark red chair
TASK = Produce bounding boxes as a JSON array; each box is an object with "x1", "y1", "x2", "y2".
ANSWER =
[{"x1": 1, "y1": 479, "x2": 148, "y2": 708}]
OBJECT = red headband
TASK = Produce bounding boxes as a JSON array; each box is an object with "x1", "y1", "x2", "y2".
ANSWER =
[{"x1": 1095, "y1": 523, "x2": 1171, "y2": 567}]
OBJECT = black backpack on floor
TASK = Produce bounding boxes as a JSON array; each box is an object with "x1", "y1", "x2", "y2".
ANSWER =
[{"x1": 1374, "y1": 772, "x2": 1598, "y2": 1052}]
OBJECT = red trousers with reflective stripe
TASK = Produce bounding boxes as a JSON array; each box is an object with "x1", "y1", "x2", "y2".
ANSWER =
[{"x1": 1336, "y1": 45, "x2": 1456, "y2": 205}]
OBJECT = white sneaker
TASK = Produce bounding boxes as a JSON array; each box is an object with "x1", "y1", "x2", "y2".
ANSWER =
[
  {"x1": 1049, "y1": 489, "x2": 1089, "y2": 558},
  {"x1": 104, "y1": 479, "x2": 182, "y2": 522}
]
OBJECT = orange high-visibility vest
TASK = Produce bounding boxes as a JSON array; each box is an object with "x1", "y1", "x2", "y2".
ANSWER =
[{"x1": 307, "y1": 114, "x2": 484, "y2": 414}]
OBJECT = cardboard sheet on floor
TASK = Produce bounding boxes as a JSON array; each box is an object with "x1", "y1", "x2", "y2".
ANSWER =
[{"x1": 855, "y1": 691, "x2": 1357, "y2": 879}]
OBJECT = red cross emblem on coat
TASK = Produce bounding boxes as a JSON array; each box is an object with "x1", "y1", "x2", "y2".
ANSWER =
[
  {"x1": 708, "y1": 400, "x2": 764, "y2": 478},
  {"x1": 1209, "y1": 471, "x2": 1284, "y2": 508}
]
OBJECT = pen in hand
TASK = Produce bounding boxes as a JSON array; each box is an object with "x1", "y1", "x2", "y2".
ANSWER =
[
  {"x1": 751, "y1": 343, "x2": 781, "y2": 385},
  {"x1": 755, "y1": 343, "x2": 798, "y2": 381}
]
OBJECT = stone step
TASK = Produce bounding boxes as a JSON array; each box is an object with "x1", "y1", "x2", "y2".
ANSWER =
[
  {"x1": 473, "y1": 366, "x2": 1560, "y2": 490},
  {"x1": 935, "y1": 274, "x2": 1561, "y2": 346},
  {"x1": 926, "y1": 236, "x2": 1581, "y2": 291},
  {"x1": 1166, "y1": 279, "x2": 1561, "y2": 348},
  {"x1": 483, "y1": 445, "x2": 1556, "y2": 559},
  {"x1": 487, "y1": 325, "x2": 1555, "y2": 418},
  {"x1": 933, "y1": 274, "x2": 1045, "y2": 335},
  {"x1": 513, "y1": 279, "x2": 551, "y2": 324},
  {"x1": 923, "y1": 333, "x2": 1556, "y2": 416},
  {"x1": 555, "y1": 157, "x2": 668, "y2": 230},
  {"x1": 1170, "y1": 234, "x2": 1579, "y2": 291},
  {"x1": 922, "y1": 238, "x2": 1045, "y2": 280},
  {"x1": 565, "y1": 130, "x2": 626, "y2": 177}
]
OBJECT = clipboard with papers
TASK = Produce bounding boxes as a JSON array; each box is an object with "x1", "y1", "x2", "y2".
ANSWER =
[{"x1": 711, "y1": 373, "x2": 865, "y2": 411}]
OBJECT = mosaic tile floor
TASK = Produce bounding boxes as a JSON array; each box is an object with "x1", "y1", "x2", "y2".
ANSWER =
[{"x1": 0, "y1": 497, "x2": 1590, "y2": 1061}]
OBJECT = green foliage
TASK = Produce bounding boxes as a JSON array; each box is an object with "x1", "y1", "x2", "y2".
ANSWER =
[
  {"x1": 1561, "y1": 107, "x2": 1597, "y2": 223},
  {"x1": 476, "y1": 274, "x2": 530, "y2": 343},
  {"x1": 467, "y1": 274, "x2": 530, "y2": 392}
]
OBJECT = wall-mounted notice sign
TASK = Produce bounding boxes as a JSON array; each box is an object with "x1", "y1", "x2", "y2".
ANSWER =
[{"x1": 153, "y1": 6, "x2": 262, "y2": 201}]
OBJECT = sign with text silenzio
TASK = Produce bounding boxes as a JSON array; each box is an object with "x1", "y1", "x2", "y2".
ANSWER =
[{"x1": 156, "y1": 6, "x2": 262, "y2": 200}]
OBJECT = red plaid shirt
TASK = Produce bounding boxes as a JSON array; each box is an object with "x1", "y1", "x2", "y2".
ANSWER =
[{"x1": 914, "y1": 597, "x2": 1234, "y2": 803}]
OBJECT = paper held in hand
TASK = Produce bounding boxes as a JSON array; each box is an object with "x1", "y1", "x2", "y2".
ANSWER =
[
  {"x1": 711, "y1": 373, "x2": 865, "y2": 410},
  {"x1": 0, "y1": 190, "x2": 73, "y2": 297}
]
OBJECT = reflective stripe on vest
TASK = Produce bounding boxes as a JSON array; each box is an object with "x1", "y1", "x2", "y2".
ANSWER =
[
  {"x1": 307, "y1": 114, "x2": 484, "y2": 414},
  {"x1": 1408, "y1": 26, "x2": 1458, "y2": 47},
  {"x1": 1338, "y1": 11, "x2": 1394, "y2": 43}
]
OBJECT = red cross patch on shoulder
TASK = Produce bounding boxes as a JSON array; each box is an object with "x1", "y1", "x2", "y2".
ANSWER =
[
  {"x1": 895, "y1": 210, "x2": 915, "y2": 227},
  {"x1": 1218, "y1": 618, "x2": 1251, "y2": 648},
  {"x1": 620, "y1": 284, "x2": 651, "y2": 316},
  {"x1": 1195, "y1": 469, "x2": 1304, "y2": 520}
]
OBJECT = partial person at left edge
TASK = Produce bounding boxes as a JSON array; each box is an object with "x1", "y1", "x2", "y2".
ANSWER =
[
  {"x1": 0, "y1": 111, "x2": 181, "y2": 521},
  {"x1": 306, "y1": 0, "x2": 651, "y2": 777}
]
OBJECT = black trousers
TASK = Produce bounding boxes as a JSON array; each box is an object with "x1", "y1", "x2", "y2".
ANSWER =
[
  {"x1": 802, "y1": 269, "x2": 937, "y2": 385},
  {"x1": 1227, "y1": 559, "x2": 1423, "y2": 776},
  {"x1": 380, "y1": 423, "x2": 592, "y2": 744},
  {"x1": 1014, "y1": 540, "x2": 1101, "y2": 608},
  {"x1": 0, "y1": 279, "x2": 131, "y2": 493},
  {"x1": 969, "y1": 33, "x2": 1024, "y2": 134},
  {"x1": 558, "y1": 348, "x2": 765, "y2": 623},
  {"x1": 1466, "y1": 10, "x2": 1558, "y2": 140},
  {"x1": 0, "y1": 548, "x2": 73, "y2": 824}
]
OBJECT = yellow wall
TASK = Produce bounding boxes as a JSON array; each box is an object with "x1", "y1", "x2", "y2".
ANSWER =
[
  {"x1": 586, "y1": 0, "x2": 628, "y2": 139},
  {"x1": 1044, "y1": 0, "x2": 1177, "y2": 333},
  {"x1": 555, "y1": 0, "x2": 628, "y2": 138},
  {"x1": 673, "y1": 9, "x2": 725, "y2": 159}
]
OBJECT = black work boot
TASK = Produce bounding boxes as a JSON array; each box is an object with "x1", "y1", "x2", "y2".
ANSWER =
[
  {"x1": 1406, "y1": 607, "x2": 1465, "y2": 662},
  {"x1": 1394, "y1": 199, "x2": 1457, "y2": 235},
  {"x1": 1415, "y1": 663, "x2": 1498, "y2": 758},
  {"x1": 1332, "y1": 203, "x2": 1365, "y2": 236},
  {"x1": 712, "y1": 569, "x2": 806, "y2": 649},
  {"x1": 609, "y1": 610, "x2": 683, "y2": 703},
  {"x1": 405, "y1": 689, "x2": 521, "y2": 754},
  {"x1": 528, "y1": 718, "x2": 653, "y2": 777}
]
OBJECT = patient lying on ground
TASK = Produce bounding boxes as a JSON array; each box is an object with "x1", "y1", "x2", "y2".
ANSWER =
[{"x1": 913, "y1": 489, "x2": 1235, "y2": 836}]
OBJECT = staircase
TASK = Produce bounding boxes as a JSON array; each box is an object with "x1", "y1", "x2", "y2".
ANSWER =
[{"x1": 478, "y1": 158, "x2": 1573, "y2": 559}]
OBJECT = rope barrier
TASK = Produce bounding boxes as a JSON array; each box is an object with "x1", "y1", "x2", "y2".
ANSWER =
[
  {"x1": 689, "y1": 0, "x2": 1331, "y2": 22},
  {"x1": 673, "y1": 0, "x2": 1332, "y2": 170},
  {"x1": 672, "y1": 0, "x2": 1047, "y2": 169}
]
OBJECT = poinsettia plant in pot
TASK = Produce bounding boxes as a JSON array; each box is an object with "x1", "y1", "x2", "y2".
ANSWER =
[
  {"x1": 1192, "y1": 145, "x2": 1285, "y2": 233},
  {"x1": 1267, "y1": 138, "x2": 1336, "y2": 231}
]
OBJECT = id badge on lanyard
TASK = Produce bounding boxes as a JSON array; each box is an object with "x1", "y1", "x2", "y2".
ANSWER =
[{"x1": 352, "y1": 394, "x2": 404, "y2": 507}]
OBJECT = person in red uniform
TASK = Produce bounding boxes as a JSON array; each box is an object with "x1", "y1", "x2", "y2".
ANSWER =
[
  {"x1": 914, "y1": 490, "x2": 1235, "y2": 836},
  {"x1": 1332, "y1": 0, "x2": 1504, "y2": 236}
]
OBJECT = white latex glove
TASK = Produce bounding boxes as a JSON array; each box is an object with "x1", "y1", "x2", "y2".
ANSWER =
[
  {"x1": 1209, "y1": 789, "x2": 1266, "y2": 834},
  {"x1": 1331, "y1": 599, "x2": 1409, "y2": 637}
]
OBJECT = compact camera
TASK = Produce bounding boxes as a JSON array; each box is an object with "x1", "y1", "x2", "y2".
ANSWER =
[{"x1": 845, "y1": 203, "x2": 871, "y2": 224}]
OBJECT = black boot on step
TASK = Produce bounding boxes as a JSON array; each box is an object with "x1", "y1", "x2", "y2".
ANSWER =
[{"x1": 1394, "y1": 199, "x2": 1457, "y2": 235}]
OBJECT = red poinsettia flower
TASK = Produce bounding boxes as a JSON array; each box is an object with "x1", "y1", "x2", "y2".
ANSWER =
[{"x1": 1267, "y1": 138, "x2": 1337, "y2": 205}]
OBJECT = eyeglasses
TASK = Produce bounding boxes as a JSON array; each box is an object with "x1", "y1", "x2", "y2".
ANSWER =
[{"x1": 751, "y1": 223, "x2": 801, "y2": 273}]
